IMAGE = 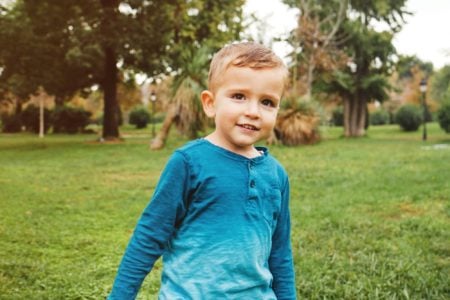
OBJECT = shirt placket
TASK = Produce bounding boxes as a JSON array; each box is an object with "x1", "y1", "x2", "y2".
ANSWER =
[{"x1": 248, "y1": 161, "x2": 258, "y2": 206}]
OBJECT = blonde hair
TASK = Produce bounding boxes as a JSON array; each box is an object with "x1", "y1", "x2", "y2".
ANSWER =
[{"x1": 208, "y1": 42, "x2": 288, "y2": 92}]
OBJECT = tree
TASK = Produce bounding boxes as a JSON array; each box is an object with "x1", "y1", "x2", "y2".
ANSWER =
[
  {"x1": 329, "y1": 24, "x2": 396, "y2": 136},
  {"x1": 280, "y1": 0, "x2": 407, "y2": 141},
  {"x1": 276, "y1": 0, "x2": 349, "y2": 146},
  {"x1": 396, "y1": 55, "x2": 433, "y2": 80},
  {"x1": 284, "y1": 0, "x2": 348, "y2": 100},
  {"x1": 431, "y1": 65, "x2": 450, "y2": 103},
  {"x1": 0, "y1": 1, "x2": 98, "y2": 108},
  {"x1": 150, "y1": 46, "x2": 210, "y2": 150},
  {"x1": 0, "y1": 0, "x2": 245, "y2": 140},
  {"x1": 387, "y1": 55, "x2": 434, "y2": 109},
  {"x1": 320, "y1": 0, "x2": 409, "y2": 137}
]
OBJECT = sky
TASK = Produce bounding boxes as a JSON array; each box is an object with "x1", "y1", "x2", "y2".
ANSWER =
[{"x1": 244, "y1": 0, "x2": 450, "y2": 69}]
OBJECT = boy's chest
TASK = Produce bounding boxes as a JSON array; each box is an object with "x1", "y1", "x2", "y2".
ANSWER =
[{"x1": 186, "y1": 161, "x2": 282, "y2": 231}]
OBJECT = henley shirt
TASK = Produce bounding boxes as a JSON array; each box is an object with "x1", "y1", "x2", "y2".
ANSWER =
[{"x1": 109, "y1": 139, "x2": 296, "y2": 299}]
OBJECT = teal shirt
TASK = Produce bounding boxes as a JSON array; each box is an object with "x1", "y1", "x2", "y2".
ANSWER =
[{"x1": 109, "y1": 139, "x2": 296, "y2": 299}]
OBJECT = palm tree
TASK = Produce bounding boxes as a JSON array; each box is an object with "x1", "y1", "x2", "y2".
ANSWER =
[
  {"x1": 270, "y1": 98, "x2": 322, "y2": 146},
  {"x1": 150, "y1": 46, "x2": 210, "y2": 150}
]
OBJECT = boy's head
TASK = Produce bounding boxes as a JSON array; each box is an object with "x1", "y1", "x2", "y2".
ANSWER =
[
  {"x1": 201, "y1": 42, "x2": 288, "y2": 157},
  {"x1": 207, "y1": 42, "x2": 288, "y2": 94}
]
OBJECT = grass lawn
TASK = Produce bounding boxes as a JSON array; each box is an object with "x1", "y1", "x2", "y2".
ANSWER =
[{"x1": 1, "y1": 123, "x2": 449, "y2": 299}]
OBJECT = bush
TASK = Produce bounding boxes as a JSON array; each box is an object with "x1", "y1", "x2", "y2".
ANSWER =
[
  {"x1": 370, "y1": 110, "x2": 389, "y2": 125},
  {"x1": 21, "y1": 105, "x2": 52, "y2": 134},
  {"x1": 437, "y1": 101, "x2": 450, "y2": 133},
  {"x1": 331, "y1": 106, "x2": 344, "y2": 126},
  {"x1": 129, "y1": 107, "x2": 150, "y2": 129},
  {"x1": 395, "y1": 104, "x2": 423, "y2": 132},
  {"x1": 1, "y1": 113, "x2": 22, "y2": 133},
  {"x1": 52, "y1": 105, "x2": 92, "y2": 134}
]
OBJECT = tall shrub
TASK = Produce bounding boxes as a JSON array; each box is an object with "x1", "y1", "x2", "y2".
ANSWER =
[
  {"x1": 129, "y1": 107, "x2": 150, "y2": 129},
  {"x1": 1, "y1": 113, "x2": 22, "y2": 133},
  {"x1": 52, "y1": 105, "x2": 91, "y2": 134},
  {"x1": 331, "y1": 106, "x2": 344, "y2": 127},
  {"x1": 370, "y1": 110, "x2": 389, "y2": 125},
  {"x1": 437, "y1": 101, "x2": 450, "y2": 133},
  {"x1": 395, "y1": 104, "x2": 423, "y2": 132}
]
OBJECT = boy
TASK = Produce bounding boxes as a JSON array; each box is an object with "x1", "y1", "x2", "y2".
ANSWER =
[{"x1": 109, "y1": 42, "x2": 296, "y2": 299}]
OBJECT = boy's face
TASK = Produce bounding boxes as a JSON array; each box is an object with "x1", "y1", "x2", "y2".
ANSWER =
[{"x1": 201, "y1": 66, "x2": 284, "y2": 157}]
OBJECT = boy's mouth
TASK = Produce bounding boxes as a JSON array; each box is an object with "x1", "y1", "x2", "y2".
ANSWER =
[{"x1": 237, "y1": 124, "x2": 260, "y2": 131}]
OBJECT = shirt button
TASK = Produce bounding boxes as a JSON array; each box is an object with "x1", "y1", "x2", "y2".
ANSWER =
[{"x1": 250, "y1": 180, "x2": 255, "y2": 188}]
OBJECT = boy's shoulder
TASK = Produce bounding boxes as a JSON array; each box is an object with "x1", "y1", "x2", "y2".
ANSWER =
[
  {"x1": 268, "y1": 154, "x2": 289, "y2": 183},
  {"x1": 171, "y1": 139, "x2": 211, "y2": 164},
  {"x1": 175, "y1": 139, "x2": 206, "y2": 156},
  {"x1": 256, "y1": 146, "x2": 287, "y2": 171}
]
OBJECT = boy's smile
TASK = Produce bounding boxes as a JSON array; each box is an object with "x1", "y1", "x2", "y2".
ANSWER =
[{"x1": 201, "y1": 66, "x2": 285, "y2": 158}]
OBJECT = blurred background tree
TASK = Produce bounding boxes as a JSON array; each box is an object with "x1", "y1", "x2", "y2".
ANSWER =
[
  {"x1": 0, "y1": 0, "x2": 244, "y2": 140},
  {"x1": 283, "y1": 0, "x2": 411, "y2": 139},
  {"x1": 431, "y1": 65, "x2": 450, "y2": 103}
]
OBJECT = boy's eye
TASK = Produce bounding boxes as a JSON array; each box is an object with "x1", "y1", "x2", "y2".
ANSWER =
[
  {"x1": 231, "y1": 93, "x2": 245, "y2": 100},
  {"x1": 261, "y1": 99, "x2": 276, "y2": 107}
]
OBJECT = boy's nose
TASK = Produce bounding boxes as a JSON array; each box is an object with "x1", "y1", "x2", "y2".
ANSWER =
[{"x1": 244, "y1": 100, "x2": 260, "y2": 119}]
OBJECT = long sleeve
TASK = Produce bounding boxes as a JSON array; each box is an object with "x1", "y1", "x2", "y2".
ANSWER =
[
  {"x1": 269, "y1": 177, "x2": 296, "y2": 299},
  {"x1": 108, "y1": 152, "x2": 191, "y2": 299}
]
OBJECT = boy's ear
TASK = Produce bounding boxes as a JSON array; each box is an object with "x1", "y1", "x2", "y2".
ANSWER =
[{"x1": 201, "y1": 90, "x2": 216, "y2": 118}]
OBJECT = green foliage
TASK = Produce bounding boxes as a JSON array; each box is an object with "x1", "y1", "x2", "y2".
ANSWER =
[
  {"x1": 369, "y1": 109, "x2": 389, "y2": 125},
  {"x1": 171, "y1": 46, "x2": 211, "y2": 139},
  {"x1": 1, "y1": 113, "x2": 22, "y2": 133},
  {"x1": 348, "y1": 0, "x2": 408, "y2": 27},
  {"x1": 0, "y1": 1, "x2": 96, "y2": 100},
  {"x1": 395, "y1": 104, "x2": 423, "y2": 131},
  {"x1": 0, "y1": 0, "x2": 245, "y2": 138},
  {"x1": 361, "y1": 73, "x2": 391, "y2": 102},
  {"x1": 297, "y1": 98, "x2": 325, "y2": 118},
  {"x1": 20, "y1": 105, "x2": 52, "y2": 134},
  {"x1": 331, "y1": 106, "x2": 344, "y2": 126},
  {"x1": 431, "y1": 65, "x2": 450, "y2": 103},
  {"x1": 281, "y1": 96, "x2": 327, "y2": 119},
  {"x1": 0, "y1": 124, "x2": 449, "y2": 299},
  {"x1": 437, "y1": 101, "x2": 450, "y2": 133},
  {"x1": 396, "y1": 55, "x2": 434, "y2": 79},
  {"x1": 52, "y1": 105, "x2": 92, "y2": 134},
  {"x1": 293, "y1": 0, "x2": 409, "y2": 136},
  {"x1": 129, "y1": 107, "x2": 150, "y2": 129}
]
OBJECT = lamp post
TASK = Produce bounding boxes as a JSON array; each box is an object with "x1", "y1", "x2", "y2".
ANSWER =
[
  {"x1": 150, "y1": 90, "x2": 157, "y2": 138},
  {"x1": 419, "y1": 79, "x2": 427, "y2": 141},
  {"x1": 39, "y1": 91, "x2": 44, "y2": 138}
]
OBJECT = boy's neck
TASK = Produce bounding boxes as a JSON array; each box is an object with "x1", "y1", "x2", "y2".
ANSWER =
[{"x1": 204, "y1": 135, "x2": 262, "y2": 159}]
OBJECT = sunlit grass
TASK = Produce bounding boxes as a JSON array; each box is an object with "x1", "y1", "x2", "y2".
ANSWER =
[{"x1": 1, "y1": 123, "x2": 449, "y2": 299}]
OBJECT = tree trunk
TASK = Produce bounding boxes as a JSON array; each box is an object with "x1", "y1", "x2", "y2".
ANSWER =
[
  {"x1": 100, "y1": 0, "x2": 120, "y2": 140},
  {"x1": 102, "y1": 46, "x2": 119, "y2": 140},
  {"x1": 344, "y1": 95, "x2": 367, "y2": 137},
  {"x1": 355, "y1": 97, "x2": 366, "y2": 136},
  {"x1": 150, "y1": 104, "x2": 178, "y2": 150},
  {"x1": 343, "y1": 98, "x2": 351, "y2": 136},
  {"x1": 305, "y1": 55, "x2": 315, "y2": 101},
  {"x1": 350, "y1": 95, "x2": 359, "y2": 136},
  {"x1": 14, "y1": 97, "x2": 22, "y2": 115}
]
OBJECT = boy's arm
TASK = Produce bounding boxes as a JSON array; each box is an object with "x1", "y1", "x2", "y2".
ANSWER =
[
  {"x1": 269, "y1": 177, "x2": 296, "y2": 300},
  {"x1": 108, "y1": 152, "x2": 190, "y2": 299}
]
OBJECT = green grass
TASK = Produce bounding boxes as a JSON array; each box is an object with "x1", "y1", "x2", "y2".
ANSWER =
[{"x1": 1, "y1": 123, "x2": 449, "y2": 299}]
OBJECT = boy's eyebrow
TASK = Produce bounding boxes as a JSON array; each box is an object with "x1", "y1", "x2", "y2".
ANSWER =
[
  {"x1": 227, "y1": 88, "x2": 281, "y2": 101},
  {"x1": 228, "y1": 87, "x2": 281, "y2": 99}
]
